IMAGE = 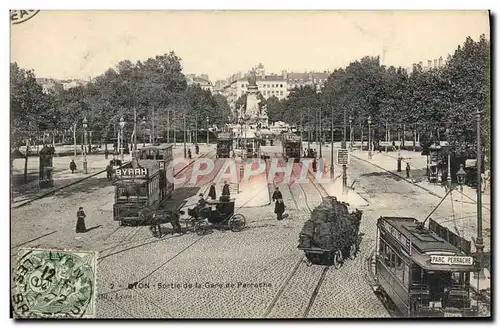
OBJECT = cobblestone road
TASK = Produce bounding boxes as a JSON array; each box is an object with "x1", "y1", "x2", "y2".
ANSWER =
[{"x1": 11, "y1": 144, "x2": 487, "y2": 318}]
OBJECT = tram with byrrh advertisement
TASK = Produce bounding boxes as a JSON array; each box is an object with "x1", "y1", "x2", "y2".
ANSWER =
[
  {"x1": 113, "y1": 145, "x2": 174, "y2": 225},
  {"x1": 216, "y1": 132, "x2": 233, "y2": 158},
  {"x1": 375, "y1": 216, "x2": 478, "y2": 317},
  {"x1": 281, "y1": 132, "x2": 302, "y2": 162}
]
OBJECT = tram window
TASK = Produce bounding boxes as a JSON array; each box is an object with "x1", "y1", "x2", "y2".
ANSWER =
[
  {"x1": 395, "y1": 256, "x2": 404, "y2": 282},
  {"x1": 117, "y1": 184, "x2": 147, "y2": 200},
  {"x1": 451, "y1": 272, "x2": 462, "y2": 285},
  {"x1": 384, "y1": 246, "x2": 392, "y2": 267},
  {"x1": 403, "y1": 263, "x2": 409, "y2": 285}
]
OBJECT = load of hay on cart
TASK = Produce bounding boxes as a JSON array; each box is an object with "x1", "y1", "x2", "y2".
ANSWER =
[{"x1": 298, "y1": 196, "x2": 363, "y2": 269}]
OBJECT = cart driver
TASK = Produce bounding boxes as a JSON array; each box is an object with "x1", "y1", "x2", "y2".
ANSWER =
[{"x1": 197, "y1": 194, "x2": 210, "y2": 221}]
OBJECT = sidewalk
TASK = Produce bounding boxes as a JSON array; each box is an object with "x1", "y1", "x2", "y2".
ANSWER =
[
  {"x1": 12, "y1": 145, "x2": 211, "y2": 208},
  {"x1": 351, "y1": 149, "x2": 490, "y2": 207}
]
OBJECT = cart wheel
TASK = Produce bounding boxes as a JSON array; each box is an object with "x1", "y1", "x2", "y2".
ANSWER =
[
  {"x1": 230, "y1": 214, "x2": 246, "y2": 232},
  {"x1": 349, "y1": 244, "x2": 357, "y2": 260},
  {"x1": 194, "y1": 221, "x2": 209, "y2": 235},
  {"x1": 333, "y1": 250, "x2": 343, "y2": 269}
]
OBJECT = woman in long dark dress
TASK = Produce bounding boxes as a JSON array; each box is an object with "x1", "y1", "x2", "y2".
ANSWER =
[
  {"x1": 274, "y1": 199, "x2": 285, "y2": 221},
  {"x1": 208, "y1": 183, "x2": 216, "y2": 200},
  {"x1": 76, "y1": 207, "x2": 87, "y2": 233}
]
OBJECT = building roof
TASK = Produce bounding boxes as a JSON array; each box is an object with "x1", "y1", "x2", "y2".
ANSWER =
[
  {"x1": 237, "y1": 75, "x2": 285, "y2": 82},
  {"x1": 381, "y1": 217, "x2": 462, "y2": 254},
  {"x1": 287, "y1": 72, "x2": 330, "y2": 81}
]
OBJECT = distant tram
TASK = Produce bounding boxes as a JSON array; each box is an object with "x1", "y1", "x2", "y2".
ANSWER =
[
  {"x1": 113, "y1": 145, "x2": 174, "y2": 225},
  {"x1": 216, "y1": 132, "x2": 233, "y2": 158},
  {"x1": 281, "y1": 133, "x2": 303, "y2": 162},
  {"x1": 375, "y1": 216, "x2": 478, "y2": 317}
]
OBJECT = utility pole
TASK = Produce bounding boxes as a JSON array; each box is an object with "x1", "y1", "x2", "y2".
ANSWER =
[
  {"x1": 183, "y1": 110, "x2": 187, "y2": 158},
  {"x1": 342, "y1": 109, "x2": 347, "y2": 194},
  {"x1": 319, "y1": 107, "x2": 322, "y2": 158},
  {"x1": 167, "y1": 108, "x2": 170, "y2": 144},
  {"x1": 152, "y1": 106, "x2": 155, "y2": 144},
  {"x1": 133, "y1": 107, "x2": 137, "y2": 152},
  {"x1": 330, "y1": 107, "x2": 334, "y2": 179},
  {"x1": 73, "y1": 123, "x2": 77, "y2": 158},
  {"x1": 475, "y1": 108, "x2": 485, "y2": 279},
  {"x1": 307, "y1": 107, "x2": 311, "y2": 150}
]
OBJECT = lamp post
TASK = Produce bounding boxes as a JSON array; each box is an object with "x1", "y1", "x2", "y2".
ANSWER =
[
  {"x1": 206, "y1": 116, "x2": 210, "y2": 146},
  {"x1": 368, "y1": 116, "x2": 372, "y2": 159},
  {"x1": 119, "y1": 117, "x2": 125, "y2": 162},
  {"x1": 475, "y1": 108, "x2": 485, "y2": 279},
  {"x1": 319, "y1": 107, "x2": 323, "y2": 158},
  {"x1": 342, "y1": 109, "x2": 347, "y2": 194},
  {"x1": 457, "y1": 164, "x2": 466, "y2": 236},
  {"x1": 183, "y1": 111, "x2": 187, "y2": 159},
  {"x1": 82, "y1": 117, "x2": 88, "y2": 174},
  {"x1": 72, "y1": 123, "x2": 77, "y2": 159},
  {"x1": 349, "y1": 115, "x2": 353, "y2": 151},
  {"x1": 397, "y1": 125, "x2": 402, "y2": 172},
  {"x1": 330, "y1": 108, "x2": 335, "y2": 179},
  {"x1": 142, "y1": 117, "x2": 146, "y2": 147},
  {"x1": 446, "y1": 128, "x2": 452, "y2": 189}
]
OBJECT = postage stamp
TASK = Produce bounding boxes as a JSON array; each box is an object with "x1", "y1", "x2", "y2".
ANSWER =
[{"x1": 11, "y1": 249, "x2": 97, "y2": 319}]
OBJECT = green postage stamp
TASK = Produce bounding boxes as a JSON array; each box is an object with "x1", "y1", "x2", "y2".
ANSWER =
[{"x1": 11, "y1": 248, "x2": 97, "y2": 319}]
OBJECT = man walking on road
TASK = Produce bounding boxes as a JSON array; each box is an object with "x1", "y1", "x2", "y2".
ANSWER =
[
  {"x1": 106, "y1": 163, "x2": 114, "y2": 181},
  {"x1": 221, "y1": 181, "x2": 230, "y2": 200},
  {"x1": 406, "y1": 162, "x2": 411, "y2": 179},
  {"x1": 70, "y1": 160, "x2": 77, "y2": 174},
  {"x1": 272, "y1": 187, "x2": 283, "y2": 202}
]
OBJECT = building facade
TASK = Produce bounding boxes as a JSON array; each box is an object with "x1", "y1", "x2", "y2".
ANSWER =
[
  {"x1": 36, "y1": 78, "x2": 64, "y2": 94},
  {"x1": 284, "y1": 71, "x2": 330, "y2": 94},
  {"x1": 236, "y1": 74, "x2": 287, "y2": 100},
  {"x1": 186, "y1": 74, "x2": 214, "y2": 93}
]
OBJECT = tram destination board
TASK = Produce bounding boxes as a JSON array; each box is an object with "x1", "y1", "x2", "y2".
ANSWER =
[{"x1": 337, "y1": 149, "x2": 350, "y2": 165}]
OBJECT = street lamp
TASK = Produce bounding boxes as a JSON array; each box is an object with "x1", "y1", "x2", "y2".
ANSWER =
[
  {"x1": 206, "y1": 116, "x2": 210, "y2": 146},
  {"x1": 349, "y1": 115, "x2": 353, "y2": 151},
  {"x1": 456, "y1": 163, "x2": 467, "y2": 238},
  {"x1": 475, "y1": 108, "x2": 485, "y2": 279},
  {"x1": 82, "y1": 117, "x2": 88, "y2": 174},
  {"x1": 342, "y1": 109, "x2": 347, "y2": 194},
  {"x1": 446, "y1": 128, "x2": 452, "y2": 189},
  {"x1": 119, "y1": 117, "x2": 125, "y2": 162},
  {"x1": 142, "y1": 117, "x2": 146, "y2": 147},
  {"x1": 368, "y1": 116, "x2": 372, "y2": 159}
]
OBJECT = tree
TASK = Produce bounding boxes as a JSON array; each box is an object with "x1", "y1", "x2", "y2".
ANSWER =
[
  {"x1": 266, "y1": 96, "x2": 285, "y2": 123},
  {"x1": 10, "y1": 62, "x2": 56, "y2": 182}
]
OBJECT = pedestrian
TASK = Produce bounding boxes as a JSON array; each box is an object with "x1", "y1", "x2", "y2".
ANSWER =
[
  {"x1": 76, "y1": 207, "x2": 87, "y2": 233},
  {"x1": 208, "y1": 182, "x2": 216, "y2": 200},
  {"x1": 70, "y1": 160, "x2": 77, "y2": 174},
  {"x1": 406, "y1": 162, "x2": 411, "y2": 179},
  {"x1": 188, "y1": 148, "x2": 192, "y2": 159},
  {"x1": 195, "y1": 143, "x2": 200, "y2": 155},
  {"x1": 312, "y1": 158, "x2": 318, "y2": 172},
  {"x1": 275, "y1": 199, "x2": 285, "y2": 221},
  {"x1": 272, "y1": 187, "x2": 283, "y2": 202},
  {"x1": 222, "y1": 181, "x2": 230, "y2": 199},
  {"x1": 106, "y1": 163, "x2": 114, "y2": 181}
]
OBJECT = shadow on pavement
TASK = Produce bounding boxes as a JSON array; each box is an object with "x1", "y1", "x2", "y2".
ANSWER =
[
  {"x1": 52, "y1": 177, "x2": 111, "y2": 199},
  {"x1": 86, "y1": 225, "x2": 102, "y2": 232}
]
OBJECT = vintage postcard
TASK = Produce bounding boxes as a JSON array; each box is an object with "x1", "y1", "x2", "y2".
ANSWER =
[{"x1": 10, "y1": 10, "x2": 491, "y2": 319}]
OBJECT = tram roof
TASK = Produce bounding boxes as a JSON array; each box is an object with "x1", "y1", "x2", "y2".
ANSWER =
[
  {"x1": 139, "y1": 144, "x2": 172, "y2": 150},
  {"x1": 381, "y1": 217, "x2": 462, "y2": 254}
]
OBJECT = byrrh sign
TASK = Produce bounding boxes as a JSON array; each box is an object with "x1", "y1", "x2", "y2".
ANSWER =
[
  {"x1": 116, "y1": 168, "x2": 148, "y2": 179},
  {"x1": 430, "y1": 255, "x2": 473, "y2": 266}
]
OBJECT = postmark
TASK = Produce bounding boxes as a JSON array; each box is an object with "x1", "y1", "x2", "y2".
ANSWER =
[
  {"x1": 10, "y1": 10, "x2": 40, "y2": 25},
  {"x1": 12, "y1": 248, "x2": 97, "y2": 319}
]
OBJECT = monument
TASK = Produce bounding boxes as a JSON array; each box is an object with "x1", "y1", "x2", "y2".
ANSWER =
[{"x1": 241, "y1": 69, "x2": 269, "y2": 129}]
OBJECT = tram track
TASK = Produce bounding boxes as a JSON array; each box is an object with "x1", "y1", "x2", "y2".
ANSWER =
[{"x1": 262, "y1": 157, "x2": 333, "y2": 318}]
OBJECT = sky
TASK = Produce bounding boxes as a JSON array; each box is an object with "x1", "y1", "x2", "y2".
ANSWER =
[{"x1": 10, "y1": 10, "x2": 490, "y2": 82}]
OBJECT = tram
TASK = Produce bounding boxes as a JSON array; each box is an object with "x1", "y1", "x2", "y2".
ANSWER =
[
  {"x1": 375, "y1": 216, "x2": 478, "y2": 317},
  {"x1": 216, "y1": 132, "x2": 233, "y2": 158},
  {"x1": 282, "y1": 132, "x2": 302, "y2": 162},
  {"x1": 113, "y1": 145, "x2": 174, "y2": 225}
]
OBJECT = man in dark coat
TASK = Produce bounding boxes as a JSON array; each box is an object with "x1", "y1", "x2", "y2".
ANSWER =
[
  {"x1": 312, "y1": 158, "x2": 318, "y2": 172},
  {"x1": 106, "y1": 164, "x2": 114, "y2": 181},
  {"x1": 70, "y1": 160, "x2": 77, "y2": 174},
  {"x1": 208, "y1": 183, "x2": 216, "y2": 200},
  {"x1": 188, "y1": 148, "x2": 192, "y2": 159},
  {"x1": 274, "y1": 199, "x2": 285, "y2": 221},
  {"x1": 272, "y1": 187, "x2": 283, "y2": 202},
  {"x1": 76, "y1": 207, "x2": 87, "y2": 233},
  {"x1": 406, "y1": 162, "x2": 411, "y2": 179},
  {"x1": 195, "y1": 143, "x2": 200, "y2": 155},
  {"x1": 222, "y1": 181, "x2": 230, "y2": 198}
]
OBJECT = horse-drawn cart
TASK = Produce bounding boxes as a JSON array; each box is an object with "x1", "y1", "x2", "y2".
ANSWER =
[{"x1": 187, "y1": 199, "x2": 246, "y2": 235}]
